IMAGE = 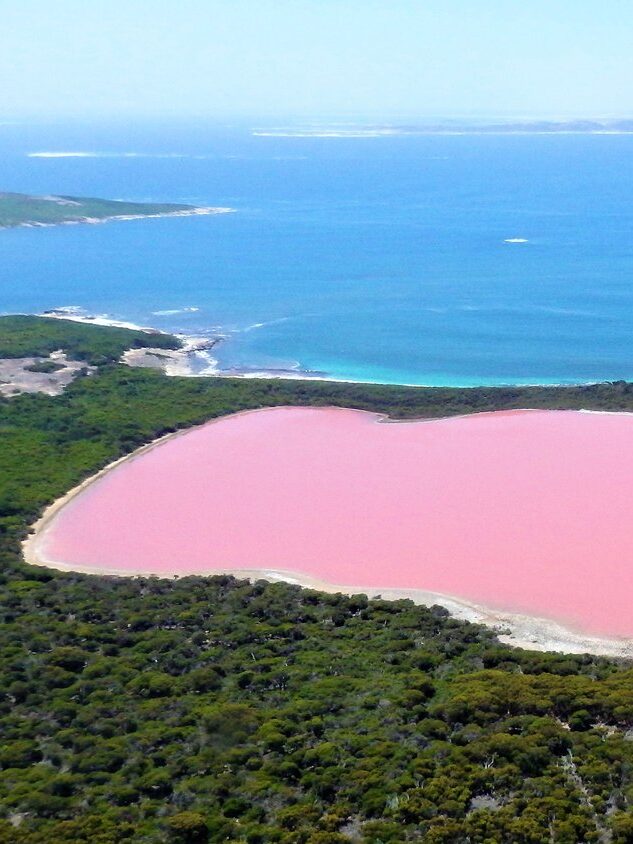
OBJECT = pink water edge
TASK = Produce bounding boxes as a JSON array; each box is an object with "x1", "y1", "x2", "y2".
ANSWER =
[{"x1": 40, "y1": 407, "x2": 633, "y2": 638}]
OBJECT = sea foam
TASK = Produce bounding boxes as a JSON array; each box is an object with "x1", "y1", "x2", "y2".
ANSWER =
[
  {"x1": 151, "y1": 307, "x2": 200, "y2": 316},
  {"x1": 28, "y1": 151, "x2": 188, "y2": 159}
]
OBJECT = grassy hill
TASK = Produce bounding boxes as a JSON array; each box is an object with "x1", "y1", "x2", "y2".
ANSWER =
[{"x1": 0, "y1": 192, "x2": 203, "y2": 228}]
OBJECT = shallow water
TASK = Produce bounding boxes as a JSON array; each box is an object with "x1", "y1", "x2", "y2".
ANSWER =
[
  {"x1": 39, "y1": 407, "x2": 633, "y2": 637},
  {"x1": 2, "y1": 121, "x2": 633, "y2": 385}
]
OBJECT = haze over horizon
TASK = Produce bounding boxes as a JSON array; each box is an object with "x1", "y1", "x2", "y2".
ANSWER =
[{"x1": 2, "y1": 0, "x2": 633, "y2": 121}]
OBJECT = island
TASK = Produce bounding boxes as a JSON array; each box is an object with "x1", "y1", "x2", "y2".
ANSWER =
[
  {"x1": 0, "y1": 191, "x2": 231, "y2": 229},
  {"x1": 3, "y1": 315, "x2": 633, "y2": 844}
]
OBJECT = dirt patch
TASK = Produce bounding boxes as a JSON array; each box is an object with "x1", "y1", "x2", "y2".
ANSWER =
[{"x1": 0, "y1": 351, "x2": 93, "y2": 396}]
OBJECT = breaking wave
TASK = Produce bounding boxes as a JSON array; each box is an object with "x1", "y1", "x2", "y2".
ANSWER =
[{"x1": 151, "y1": 307, "x2": 200, "y2": 316}]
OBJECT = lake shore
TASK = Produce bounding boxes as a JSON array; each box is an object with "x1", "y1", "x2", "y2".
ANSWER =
[
  {"x1": 22, "y1": 405, "x2": 633, "y2": 659},
  {"x1": 22, "y1": 536, "x2": 633, "y2": 659}
]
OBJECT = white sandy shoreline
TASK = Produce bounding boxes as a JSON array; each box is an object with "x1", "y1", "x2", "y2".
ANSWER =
[
  {"x1": 1, "y1": 206, "x2": 234, "y2": 231},
  {"x1": 21, "y1": 406, "x2": 633, "y2": 659},
  {"x1": 36, "y1": 307, "x2": 612, "y2": 389}
]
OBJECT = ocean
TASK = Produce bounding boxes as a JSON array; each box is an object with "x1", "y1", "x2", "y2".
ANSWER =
[{"x1": 2, "y1": 119, "x2": 633, "y2": 386}]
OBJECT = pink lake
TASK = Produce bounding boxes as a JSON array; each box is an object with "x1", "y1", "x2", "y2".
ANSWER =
[{"x1": 36, "y1": 407, "x2": 633, "y2": 638}]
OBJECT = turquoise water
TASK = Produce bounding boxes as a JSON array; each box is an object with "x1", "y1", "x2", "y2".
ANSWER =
[{"x1": 2, "y1": 121, "x2": 633, "y2": 385}]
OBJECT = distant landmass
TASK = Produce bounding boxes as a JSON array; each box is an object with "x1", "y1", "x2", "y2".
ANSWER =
[
  {"x1": 0, "y1": 191, "x2": 229, "y2": 229},
  {"x1": 431, "y1": 118, "x2": 633, "y2": 134},
  {"x1": 253, "y1": 118, "x2": 633, "y2": 137}
]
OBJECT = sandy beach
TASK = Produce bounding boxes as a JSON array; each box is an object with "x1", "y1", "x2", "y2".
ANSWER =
[
  {"x1": 39, "y1": 308, "x2": 594, "y2": 388},
  {"x1": 39, "y1": 308, "x2": 223, "y2": 377},
  {"x1": 121, "y1": 338, "x2": 220, "y2": 377},
  {"x1": 22, "y1": 406, "x2": 633, "y2": 658},
  {"x1": 36, "y1": 309, "x2": 432, "y2": 385}
]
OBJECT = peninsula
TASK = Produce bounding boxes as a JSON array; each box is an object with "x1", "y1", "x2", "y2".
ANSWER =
[{"x1": 0, "y1": 191, "x2": 230, "y2": 229}]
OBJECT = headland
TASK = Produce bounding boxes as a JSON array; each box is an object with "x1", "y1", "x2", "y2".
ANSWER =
[{"x1": 0, "y1": 191, "x2": 232, "y2": 229}]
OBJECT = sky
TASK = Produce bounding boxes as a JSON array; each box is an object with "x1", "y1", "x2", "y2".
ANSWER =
[{"x1": 1, "y1": 0, "x2": 632, "y2": 120}]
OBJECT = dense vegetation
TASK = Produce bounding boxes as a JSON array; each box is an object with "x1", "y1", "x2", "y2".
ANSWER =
[
  {"x1": 0, "y1": 192, "x2": 199, "y2": 228},
  {"x1": 3, "y1": 316, "x2": 633, "y2": 842},
  {"x1": 0, "y1": 316, "x2": 179, "y2": 366}
]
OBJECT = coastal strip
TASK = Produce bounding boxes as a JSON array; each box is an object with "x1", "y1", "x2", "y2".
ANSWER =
[
  {"x1": 38, "y1": 308, "x2": 604, "y2": 388},
  {"x1": 40, "y1": 307, "x2": 222, "y2": 377},
  {"x1": 6, "y1": 206, "x2": 234, "y2": 230},
  {"x1": 39, "y1": 308, "x2": 332, "y2": 381}
]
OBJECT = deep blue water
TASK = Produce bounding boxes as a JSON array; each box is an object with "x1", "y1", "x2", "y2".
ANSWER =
[{"x1": 2, "y1": 120, "x2": 633, "y2": 385}]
